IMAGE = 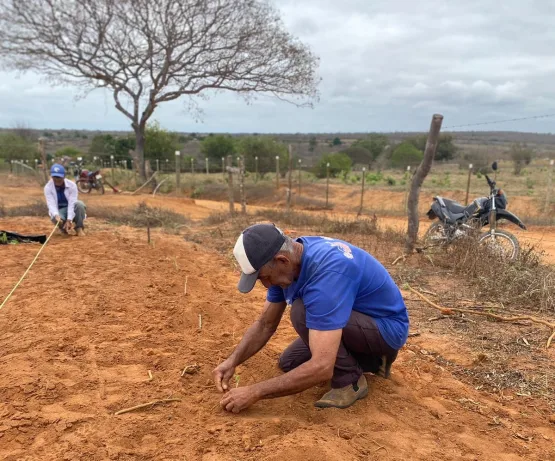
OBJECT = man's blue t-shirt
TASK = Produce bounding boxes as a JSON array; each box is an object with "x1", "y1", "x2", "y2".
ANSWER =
[
  {"x1": 55, "y1": 184, "x2": 68, "y2": 209},
  {"x1": 266, "y1": 236, "x2": 409, "y2": 350}
]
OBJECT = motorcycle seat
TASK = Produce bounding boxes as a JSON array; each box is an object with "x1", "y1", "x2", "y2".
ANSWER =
[
  {"x1": 441, "y1": 198, "x2": 466, "y2": 214},
  {"x1": 434, "y1": 197, "x2": 467, "y2": 223}
]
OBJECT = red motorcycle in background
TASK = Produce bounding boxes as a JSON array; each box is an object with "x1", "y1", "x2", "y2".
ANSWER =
[{"x1": 70, "y1": 161, "x2": 105, "y2": 194}]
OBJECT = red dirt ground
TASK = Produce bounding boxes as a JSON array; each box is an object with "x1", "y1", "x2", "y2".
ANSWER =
[
  {"x1": 2, "y1": 182, "x2": 555, "y2": 263},
  {"x1": 1, "y1": 211, "x2": 554, "y2": 460}
]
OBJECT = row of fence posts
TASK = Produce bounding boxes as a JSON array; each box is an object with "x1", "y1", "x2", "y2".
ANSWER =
[{"x1": 6, "y1": 152, "x2": 555, "y2": 215}]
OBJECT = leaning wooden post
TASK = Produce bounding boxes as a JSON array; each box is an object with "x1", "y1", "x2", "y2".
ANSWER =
[
  {"x1": 405, "y1": 114, "x2": 444, "y2": 254},
  {"x1": 275, "y1": 155, "x2": 280, "y2": 190},
  {"x1": 286, "y1": 145, "x2": 293, "y2": 212},
  {"x1": 222, "y1": 157, "x2": 225, "y2": 179},
  {"x1": 227, "y1": 155, "x2": 235, "y2": 215},
  {"x1": 545, "y1": 159, "x2": 554, "y2": 213},
  {"x1": 175, "y1": 151, "x2": 181, "y2": 196},
  {"x1": 191, "y1": 157, "x2": 195, "y2": 187},
  {"x1": 239, "y1": 156, "x2": 246, "y2": 214},
  {"x1": 205, "y1": 157, "x2": 209, "y2": 175},
  {"x1": 357, "y1": 167, "x2": 366, "y2": 217},
  {"x1": 464, "y1": 163, "x2": 473, "y2": 205}
]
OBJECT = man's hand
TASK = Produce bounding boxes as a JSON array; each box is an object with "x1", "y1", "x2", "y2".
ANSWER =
[
  {"x1": 54, "y1": 215, "x2": 62, "y2": 224},
  {"x1": 220, "y1": 386, "x2": 260, "y2": 414},
  {"x1": 212, "y1": 359, "x2": 236, "y2": 392},
  {"x1": 63, "y1": 220, "x2": 73, "y2": 232}
]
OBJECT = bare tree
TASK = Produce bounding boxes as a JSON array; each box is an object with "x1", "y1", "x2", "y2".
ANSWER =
[
  {"x1": 11, "y1": 120, "x2": 35, "y2": 141},
  {"x1": 405, "y1": 114, "x2": 443, "y2": 254},
  {"x1": 0, "y1": 0, "x2": 320, "y2": 180}
]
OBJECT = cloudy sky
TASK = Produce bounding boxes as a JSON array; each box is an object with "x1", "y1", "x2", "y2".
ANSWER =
[{"x1": 1, "y1": 0, "x2": 554, "y2": 133}]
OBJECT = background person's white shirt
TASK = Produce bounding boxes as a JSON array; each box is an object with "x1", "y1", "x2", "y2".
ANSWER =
[{"x1": 44, "y1": 178, "x2": 78, "y2": 221}]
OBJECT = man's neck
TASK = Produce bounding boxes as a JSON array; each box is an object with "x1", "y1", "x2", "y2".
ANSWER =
[{"x1": 292, "y1": 241, "x2": 304, "y2": 279}]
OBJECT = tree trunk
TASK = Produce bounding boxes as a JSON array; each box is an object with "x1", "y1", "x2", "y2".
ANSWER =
[
  {"x1": 405, "y1": 114, "x2": 443, "y2": 254},
  {"x1": 133, "y1": 126, "x2": 147, "y2": 181}
]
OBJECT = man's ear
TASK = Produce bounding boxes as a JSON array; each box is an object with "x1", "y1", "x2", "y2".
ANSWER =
[{"x1": 274, "y1": 254, "x2": 290, "y2": 266}]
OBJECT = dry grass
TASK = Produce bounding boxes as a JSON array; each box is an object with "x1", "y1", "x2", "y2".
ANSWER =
[
  {"x1": 252, "y1": 209, "x2": 379, "y2": 235},
  {"x1": 89, "y1": 202, "x2": 190, "y2": 229},
  {"x1": 1, "y1": 201, "x2": 49, "y2": 217},
  {"x1": 435, "y1": 237, "x2": 555, "y2": 313},
  {"x1": 0, "y1": 200, "x2": 189, "y2": 230}
]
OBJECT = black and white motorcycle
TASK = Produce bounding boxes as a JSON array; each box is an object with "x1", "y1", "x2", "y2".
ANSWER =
[{"x1": 423, "y1": 162, "x2": 526, "y2": 260}]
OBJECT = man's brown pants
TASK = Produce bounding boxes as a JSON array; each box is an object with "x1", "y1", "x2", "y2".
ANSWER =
[{"x1": 278, "y1": 299, "x2": 398, "y2": 388}]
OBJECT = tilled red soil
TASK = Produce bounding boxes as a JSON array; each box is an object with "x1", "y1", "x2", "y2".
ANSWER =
[{"x1": 0, "y1": 216, "x2": 554, "y2": 460}]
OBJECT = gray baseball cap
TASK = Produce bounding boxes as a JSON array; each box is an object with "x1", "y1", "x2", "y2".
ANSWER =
[{"x1": 233, "y1": 223, "x2": 286, "y2": 293}]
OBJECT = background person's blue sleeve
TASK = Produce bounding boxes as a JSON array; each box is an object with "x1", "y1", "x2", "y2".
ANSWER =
[
  {"x1": 266, "y1": 286, "x2": 286, "y2": 303},
  {"x1": 302, "y1": 271, "x2": 358, "y2": 330}
]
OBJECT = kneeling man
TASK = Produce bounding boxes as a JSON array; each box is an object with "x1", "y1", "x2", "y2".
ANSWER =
[
  {"x1": 44, "y1": 163, "x2": 86, "y2": 236},
  {"x1": 213, "y1": 223, "x2": 409, "y2": 413}
]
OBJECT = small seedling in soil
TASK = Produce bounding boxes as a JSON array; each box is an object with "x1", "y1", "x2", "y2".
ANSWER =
[
  {"x1": 234, "y1": 374, "x2": 240, "y2": 388},
  {"x1": 181, "y1": 364, "x2": 200, "y2": 376}
]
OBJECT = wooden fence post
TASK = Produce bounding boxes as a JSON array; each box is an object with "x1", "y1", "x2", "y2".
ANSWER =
[
  {"x1": 298, "y1": 159, "x2": 302, "y2": 198},
  {"x1": 205, "y1": 158, "x2": 209, "y2": 175},
  {"x1": 222, "y1": 157, "x2": 225, "y2": 178},
  {"x1": 38, "y1": 137, "x2": 48, "y2": 183},
  {"x1": 239, "y1": 156, "x2": 246, "y2": 214},
  {"x1": 275, "y1": 156, "x2": 280, "y2": 190},
  {"x1": 175, "y1": 151, "x2": 181, "y2": 196},
  {"x1": 325, "y1": 162, "x2": 330, "y2": 208},
  {"x1": 255, "y1": 156, "x2": 259, "y2": 183},
  {"x1": 403, "y1": 166, "x2": 411, "y2": 211},
  {"x1": 227, "y1": 155, "x2": 234, "y2": 215},
  {"x1": 545, "y1": 159, "x2": 554, "y2": 213},
  {"x1": 405, "y1": 114, "x2": 444, "y2": 254},
  {"x1": 110, "y1": 155, "x2": 115, "y2": 184},
  {"x1": 357, "y1": 167, "x2": 366, "y2": 217},
  {"x1": 465, "y1": 163, "x2": 473, "y2": 205},
  {"x1": 287, "y1": 145, "x2": 293, "y2": 212},
  {"x1": 156, "y1": 159, "x2": 159, "y2": 172}
]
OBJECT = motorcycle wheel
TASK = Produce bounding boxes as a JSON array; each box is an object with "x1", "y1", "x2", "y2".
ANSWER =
[
  {"x1": 423, "y1": 222, "x2": 448, "y2": 248},
  {"x1": 96, "y1": 180, "x2": 105, "y2": 195},
  {"x1": 77, "y1": 180, "x2": 92, "y2": 194},
  {"x1": 478, "y1": 229, "x2": 520, "y2": 261}
]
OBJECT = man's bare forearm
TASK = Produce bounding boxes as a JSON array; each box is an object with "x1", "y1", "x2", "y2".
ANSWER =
[
  {"x1": 251, "y1": 360, "x2": 331, "y2": 399},
  {"x1": 227, "y1": 321, "x2": 274, "y2": 366},
  {"x1": 227, "y1": 301, "x2": 286, "y2": 367}
]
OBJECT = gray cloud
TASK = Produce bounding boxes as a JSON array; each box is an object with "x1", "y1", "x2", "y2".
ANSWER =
[{"x1": 1, "y1": 0, "x2": 555, "y2": 132}]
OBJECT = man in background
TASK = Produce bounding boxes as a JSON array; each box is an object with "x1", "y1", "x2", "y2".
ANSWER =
[{"x1": 44, "y1": 163, "x2": 87, "y2": 236}]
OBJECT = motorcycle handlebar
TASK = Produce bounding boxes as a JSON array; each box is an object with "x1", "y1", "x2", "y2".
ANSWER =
[{"x1": 485, "y1": 174, "x2": 495, "y2": 189}]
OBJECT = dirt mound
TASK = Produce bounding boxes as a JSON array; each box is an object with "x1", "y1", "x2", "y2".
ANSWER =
[{"x1": 1, "y1": 216, "x2": 554, "y2": 460}]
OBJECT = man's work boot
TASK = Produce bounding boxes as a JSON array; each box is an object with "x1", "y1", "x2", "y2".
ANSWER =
[
  {"x1": 76, "y1": 228, "x2": 86, "y2": 237},
  {"x1": 314, "y1": 375, "x2": 368, "y2": 409}
]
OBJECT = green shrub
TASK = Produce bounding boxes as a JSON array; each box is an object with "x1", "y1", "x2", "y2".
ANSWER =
[
  {"x1": 365, "y1": 171, "x2": 383, "y2": 184},
  {"x1": 391, "y1": 142, "x2": 423, "y2": 168},
  {"x1": 315, "y1": 153, "x2": 352, "y2": 178}
]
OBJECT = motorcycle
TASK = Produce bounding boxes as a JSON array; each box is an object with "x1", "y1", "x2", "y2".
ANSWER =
[
  {"x1": 423, "y1": 162, "x2": 526, "y2": 260},
  {"x1": 71, "y1": 161, "x2": 105, "y2": 195}
]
